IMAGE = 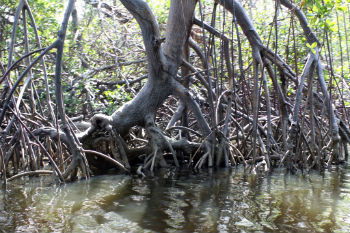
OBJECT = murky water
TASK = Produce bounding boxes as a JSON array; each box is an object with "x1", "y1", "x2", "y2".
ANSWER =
[{"x1": 0, "y1": 166, "x2": 350, "y2": 233}]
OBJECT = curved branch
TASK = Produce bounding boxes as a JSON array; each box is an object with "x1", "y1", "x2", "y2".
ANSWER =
[
  {"x1": 7, "y1": 0, "x2": 26, "y2": 69},
  {"x1": 172, "y1": 80, "x2": 211, "y2": 136},
  {"x1": 0, "y1": 43, "x2": 57, "y2": 127},
  {"x1": 0, "y1": 48, "x2": 46, "y2": 85},
  {"x1": 54, "y1": 0, "x2": 90, "y2": 179},
  {"x1": 279, "y1": 0, "x2": 319, "y2": 44},
  {"x1": 119, "y1": 0, "x2": 163, "y2": 80},
  {"x1": 279, "y1": 0, "x2": 341, "y2": 144},
  {"x1": 188, "y1": 37, "x2": 207, "y2": 69},
  {"x1": 217, "y1": 0, "x2": 295, "y2": 78},
  {"x1": 7, "y1": 170, "x2": 54, "y2": 182},
  {"x1": 83, "y1": 149, "x2": 129, "y2": 172},
  {"x1": 216, "y1": 0, "x2": 262, "y2": 48}
]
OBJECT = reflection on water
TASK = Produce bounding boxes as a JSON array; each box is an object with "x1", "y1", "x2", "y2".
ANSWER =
[{"x1": 0, "y1": 166, "x2": 350, "y2": 233}]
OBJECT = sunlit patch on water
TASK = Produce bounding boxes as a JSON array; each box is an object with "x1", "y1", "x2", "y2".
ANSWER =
[{"x1": 1, "y1": 166, "x2": 350, "y2": 232}]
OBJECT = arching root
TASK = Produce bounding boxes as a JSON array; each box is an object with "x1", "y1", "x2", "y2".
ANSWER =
[{"x1": 139, "y1": 115, "x2": 179, "y2": 172}]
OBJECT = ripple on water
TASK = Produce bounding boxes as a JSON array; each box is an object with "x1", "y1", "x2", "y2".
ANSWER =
[{"x1": 0, "y1": 166, "x2": 350, "y2": 232}]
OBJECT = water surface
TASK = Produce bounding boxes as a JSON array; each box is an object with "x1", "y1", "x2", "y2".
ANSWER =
[{"x1": 0, "y1": 166, "x2": 350, "y2": 232}]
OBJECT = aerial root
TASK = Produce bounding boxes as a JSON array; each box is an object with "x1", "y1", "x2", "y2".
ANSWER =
[
  {"x1": 194, "y1": 140, "x2": 214, "y2": 169},
  {"x1": 139, "y1": 116, "x2": 180, "y2": 172},
  {"x1": 7, "y1": 170, "x2": 54, "y2": 182},
  {"x1": 83, "y1": 149, "x2": 129, "y2": 172},
  {"x1": 62, "y1": 146, "x2": 90, "y2": 181}
]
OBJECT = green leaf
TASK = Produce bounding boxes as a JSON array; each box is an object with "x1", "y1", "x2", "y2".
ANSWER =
[
  {"x1": 311, "y1": 42, "x2": 317, "y2": 49},
  {"x1": 336, "y1": 5, "x2": 347, "y2": 11}
]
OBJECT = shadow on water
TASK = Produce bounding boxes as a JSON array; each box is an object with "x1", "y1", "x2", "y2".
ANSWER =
[{"x1": 0, "y1": 165, "x2": 350, "y2": 232}]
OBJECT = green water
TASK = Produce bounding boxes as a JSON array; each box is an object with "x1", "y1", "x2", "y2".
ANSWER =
[{"x1": 0, "y1": 166, "x2": 350, "y2": 233}]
